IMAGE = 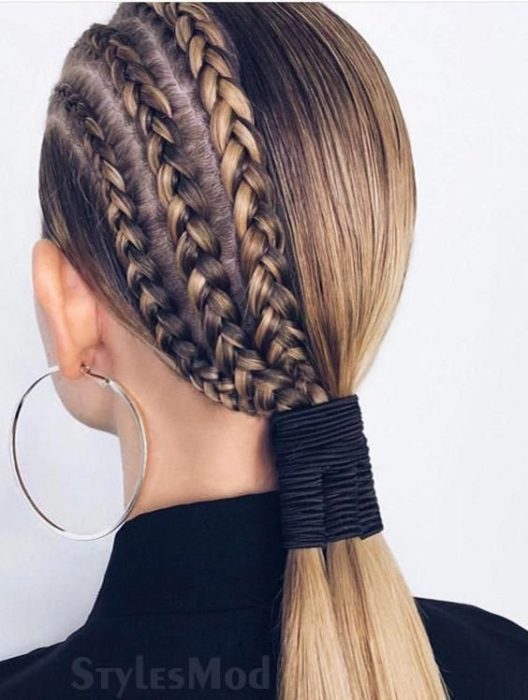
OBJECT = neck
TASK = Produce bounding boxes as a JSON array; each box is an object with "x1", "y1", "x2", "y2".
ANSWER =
[
  {"x1": 131, "y1": 396, "x2": 278, "y2": 518},
  {"x1": 109, "y1": 340, "x2": 278, "y2": 520}
]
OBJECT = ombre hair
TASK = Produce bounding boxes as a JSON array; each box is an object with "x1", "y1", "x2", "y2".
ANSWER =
[{"x1": 39, "y1": 3, "x2": 448, "y2": 698}]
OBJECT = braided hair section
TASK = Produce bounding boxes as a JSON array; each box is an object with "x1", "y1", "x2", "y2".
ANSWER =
[
  {"x1": 52, "y1": 80, "x2": 240, "y2": 407},
  {"x1": 145, "y1": 2, "x2": 329, "y2": 407},
  {"x1": 77, "y1": 23, "x2": 325, "y2": 414},
  {"x1": 79, "y1": 26, "x2": 257, "y2": 379},
  {"x1": 51, "y1": 27, "x2": 319, "y2": 414},
  {"x1": 78, "y1": 25, "x2": 265, "y2": 403}
]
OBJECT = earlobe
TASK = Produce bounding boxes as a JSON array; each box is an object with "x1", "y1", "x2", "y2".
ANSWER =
[{"x1": 32, "y1": 239, "x2": 100, "y2": 379}]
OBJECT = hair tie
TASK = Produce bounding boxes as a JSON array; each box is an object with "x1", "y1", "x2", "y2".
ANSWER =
[{"x1": 270, "y1": 395, "x2": 383, "y2": 549}]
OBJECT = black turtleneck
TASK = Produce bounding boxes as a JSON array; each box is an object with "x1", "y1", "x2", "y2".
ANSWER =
[{"x1": 0, "y1": 490, "x2": 527, "y2": 698}]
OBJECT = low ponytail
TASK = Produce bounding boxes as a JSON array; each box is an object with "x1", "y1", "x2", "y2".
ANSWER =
[
  {"x1": 329, "y1": 537, "x2": 448, "y2": 698},
  {"x1": 206, "y1": 5, "x2": 449, "y2": 697},
  {"x1": 281, "y1": 549, "x2": 352, "y2": 699}
]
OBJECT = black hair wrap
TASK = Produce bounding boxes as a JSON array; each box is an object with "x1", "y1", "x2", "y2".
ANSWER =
[{"x1": 270, "y1": 395, "x2": 383, "y2": 549}]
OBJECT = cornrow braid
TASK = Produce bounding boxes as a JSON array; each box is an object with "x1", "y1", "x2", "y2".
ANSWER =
[
  {"x1": 55, "y1": 80, "x2": 242, "y2": 410},
  {"x1": 146, "y1": 2, "x2": 329, "y2": 406},
  {"x1": 56, "y1": 75, "x2": 313, "y2": 414},
  {"x1": 80, "y1": 25, "x2": 262, "y2": 389}
]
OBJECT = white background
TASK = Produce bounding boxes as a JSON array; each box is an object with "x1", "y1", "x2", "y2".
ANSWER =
[{"x1": 0, "y1": 2, "x2": 527, "y2": 660}]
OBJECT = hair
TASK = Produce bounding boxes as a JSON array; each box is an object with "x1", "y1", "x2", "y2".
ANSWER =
[{"x1": 39, "y1": 3, "x2": 449, "y2": 698}]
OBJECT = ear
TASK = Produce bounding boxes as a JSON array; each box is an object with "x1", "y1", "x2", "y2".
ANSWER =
[{"x1": 32, "y1": 239, "x2": 101, "y2": 379}]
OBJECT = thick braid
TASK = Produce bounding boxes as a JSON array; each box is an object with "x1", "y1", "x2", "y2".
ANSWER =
[
  {"x1": 146, "y1": 3, "x2": 328, "y2": 406},
  {"x1": 55, "y1": 81, "x2": 239, "y2": 409},
  {"x1": 57, "y1": 79, "x2": 311, "y2": 414},
  {"x1": 81, "y1": 25, "x2": 258, "y2": 383},
  {"x1": 78, "y1": 22, "x2": 324, "y2": 412}
]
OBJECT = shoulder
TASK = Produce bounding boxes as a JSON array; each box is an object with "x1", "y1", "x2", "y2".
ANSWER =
[
  {"x1": 416, "y1": 597, "x2": 528, "y2": 699},
  {"x1": 1, "y1": 600, "x2": 527, "y2": 699},
  {"x1": 0, "y1": 643, "x2": 58, "y2": 675},
  {"x1": 0, "y1": 642, "x2": 61, "y2": 699}
]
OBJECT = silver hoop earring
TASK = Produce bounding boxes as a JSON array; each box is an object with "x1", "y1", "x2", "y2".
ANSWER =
[{"x1": 9, "y1": 363, "x2": 148, "y2": 541}]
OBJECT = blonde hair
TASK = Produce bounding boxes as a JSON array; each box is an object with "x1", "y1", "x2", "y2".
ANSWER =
[{"x1": 39, "y1": 3, "x2": 449, "y2": 698}]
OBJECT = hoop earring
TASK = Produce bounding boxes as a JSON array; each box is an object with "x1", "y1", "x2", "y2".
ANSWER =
[{"x1": 9, "y1": 362, "x2": 148, "y2": 541}]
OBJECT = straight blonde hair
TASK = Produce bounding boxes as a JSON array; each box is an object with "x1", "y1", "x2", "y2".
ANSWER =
[{"x1": 39, "y1": 3, "x2": 449, "y2": 697}]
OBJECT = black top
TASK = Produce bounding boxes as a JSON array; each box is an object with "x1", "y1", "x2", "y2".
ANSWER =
[{"x1": 0, "y1": 490, "x2": 527, "y2": 698}]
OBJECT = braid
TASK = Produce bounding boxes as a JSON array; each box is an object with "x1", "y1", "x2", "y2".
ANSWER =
[
  {"x1": 56, "y1": 81, "x2": 239, "y2": 409},
  {"x1": 78, "y1": 20, "x2": 326, "y2": 410},
  {"x1": 81, "y1": 26, "x2": 260, "y2": 381},
  {"x1": 146, "y1": 2, "x2": 328, "y2": 405},
  {"x1": 56, "y1": 78, "x2": 311, "y2": 414}
]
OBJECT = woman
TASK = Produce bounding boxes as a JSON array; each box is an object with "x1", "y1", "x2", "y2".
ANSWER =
[{"x1": 1, "y1": 2, "x2": 526, "y2": 698}]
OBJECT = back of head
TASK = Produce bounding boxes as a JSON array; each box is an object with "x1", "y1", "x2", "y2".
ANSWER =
[{"x1": 39, "y1": 3, "x2": 445, "y2": 698}]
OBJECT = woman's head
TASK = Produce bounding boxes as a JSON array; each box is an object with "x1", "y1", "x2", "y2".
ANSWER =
[
  {"x1": 36, "y1": 2, "x2": 414, "y2": 416},
  {"x1": 35, "y1": 4, "x2": 445, "y2": 699}
]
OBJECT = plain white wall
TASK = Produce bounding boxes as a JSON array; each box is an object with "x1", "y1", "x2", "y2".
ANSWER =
[{"x1": 0, "y1": 2, "x2": 527, "y2": 661}]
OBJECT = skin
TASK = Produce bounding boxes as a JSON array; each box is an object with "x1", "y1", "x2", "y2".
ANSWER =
[{"x1": 31, "y1": 238, "x2": 278, "y2": 519}]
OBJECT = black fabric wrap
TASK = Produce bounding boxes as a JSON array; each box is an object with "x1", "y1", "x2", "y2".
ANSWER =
[{"x1": 270, "y1": 394, "x2": 383, "y2": 549}]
